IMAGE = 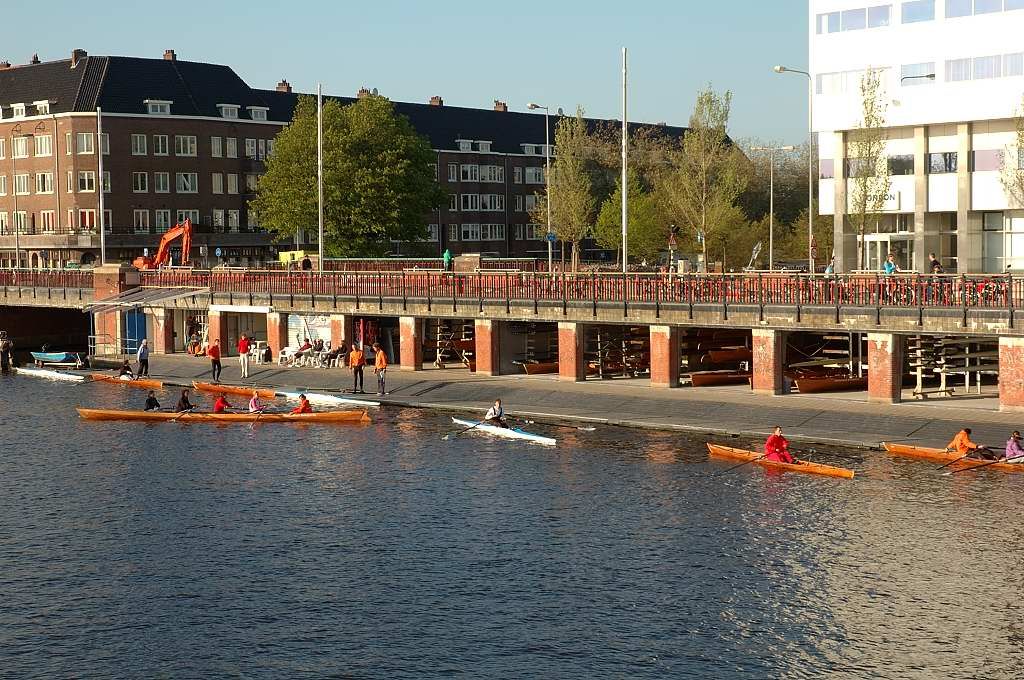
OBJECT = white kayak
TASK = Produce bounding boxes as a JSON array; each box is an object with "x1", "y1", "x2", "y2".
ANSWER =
[
  {"x1": 451, "y1": 417, "x2": 556, "y2": 446},
  {"x1": 13, "y1": 367, "x2": 85, "y2": 382},
  {"x1": 277, "y1": 391, "x2": 381, "y2": 407}
]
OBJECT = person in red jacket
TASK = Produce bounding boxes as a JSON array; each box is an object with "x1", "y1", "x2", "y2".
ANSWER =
[
  {"x1": 290, "y1": 394, "x2": 313, "y2": 414},
  {"x1": 237, "y1": 334, "x2": 251, "y2": 379},
  {"x1": 207, "y1": 338, "x2": 222, "y2": 383},
  {"x1": 213, "y1": 393, "x2": 232, "y2": 414},
  {"x1": 764, "y1": 426, "x2": 794, "y2": 463}
]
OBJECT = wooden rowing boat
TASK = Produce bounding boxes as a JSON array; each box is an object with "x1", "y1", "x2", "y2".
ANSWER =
[
  {"x1": 688, "y1": 370, "x2": 751, "y2": 387},
  {"x1": 91, "y1": 373, "x2": 164, "y2": 390},
  {"x1": 521, "y1": 361, "x2": 558, "y2": 375},
  {"x1": 883, "y1": 442, "x2": 1024, "y2": 473},
  {"x1": 192, "y1": 381, "x2": 276, "y2": 399},
  {"x1": 707, "y1": 443, "x2": 855, "y2": 479},
  {"x1": 794, "y1": 375, "x2": 868, "y2": 394},
  {"x1": 77, "y1": 407, "x2": 371, "y2": 424},
  {"x1": 706, "y1": 347, "x2": 752, "y2": 363}
]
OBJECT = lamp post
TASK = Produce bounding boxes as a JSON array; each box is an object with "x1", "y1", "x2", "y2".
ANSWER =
[
  {"x1": 10, "y1": 125, "x2": 35, "y2": 269},
  {"x1": 527, "y1": 103, "x2": 552, "y2": 274},
  {"x1": 900, "y1": 73, "x2": 935, "y2": 84},
  {"x1": 750, "y1": 144, "x2": 795, "y2": 270},
  {"x1": 774, "y1": 65, "x2": 815, "y2": 272}
]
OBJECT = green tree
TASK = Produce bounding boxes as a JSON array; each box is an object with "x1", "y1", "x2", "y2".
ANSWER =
[
  {"x1": 251, "y1": 95, "x2": 443, "y2": 256},
  {"x1": 1000, "y1": 95, "x2": 1024, "y2": 208},
  {"x1": 594, "y1": 171, "x2": 665, "y2": 264},
  {"x1": 847, "y1": 68, "x2": 891, "y2": 270},
  {"x1": 776, "y1": 204, "x2": 835, "y2": 265}
]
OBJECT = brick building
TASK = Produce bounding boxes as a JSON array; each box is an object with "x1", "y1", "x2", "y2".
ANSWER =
[{"x1": 0, "y1": 49, "x2": 685, "y2": 268}]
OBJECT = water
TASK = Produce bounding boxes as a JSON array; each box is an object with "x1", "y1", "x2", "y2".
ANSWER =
[{"x1": 1, "y1": 376, "x2": 1023, "y2": 679}]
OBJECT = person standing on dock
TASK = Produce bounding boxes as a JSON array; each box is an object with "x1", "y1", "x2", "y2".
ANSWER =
[
  {"x1": 144, "y1": 391, "x2": 161, "y2": 411},
  {"x1": 484, "y1": 399, "x2": 508, "y2": 428},
  {"x1": 443, "y1": 248, "x2": 452, "y2": 271},
  {"x1": 348, "y1": 344, "x2": 365, "y2": 394},
  {"x1": 373, "y1": 343, "x2": 389, "y2": 395},
  {"x1": 136, "y1": 339, "x2": 150, "y2": 377},
  {"x1": 0, "y1": 331, "x2": 13, "y2": 371},
  {"x1": 237, "y1": 334, "x2": 251, "y2": 379},
  {"x1": 208, "y1": 338, "x2": 222, "y2": 383},
  {"x1": 764, "y1": 426, "x2": 794, "y2": 463}
]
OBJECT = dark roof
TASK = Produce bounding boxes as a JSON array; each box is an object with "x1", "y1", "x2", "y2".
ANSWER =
[{"x1": 0, "y1": 56, "x2": 107, "y2": 116}]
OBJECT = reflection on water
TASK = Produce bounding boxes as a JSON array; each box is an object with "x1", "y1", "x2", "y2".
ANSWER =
[{"x1": 1, "y1": 376, "x2": 1023, "y2": 678}]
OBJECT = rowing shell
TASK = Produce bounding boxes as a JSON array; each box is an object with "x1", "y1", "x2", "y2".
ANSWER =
[
  {"x1": 277, "y1": 391, "x2": 380, "y2": 407},
  {"x1": 451, "y1": 417, "x2": 556, "y2": 446},
  {"x1": 77, "y1": 407, "x2": 370, "y2": 424},
  {"x1": 192, "y1": 381, "x2": 276, "y2": 400},
  {"x1": 883, "y1": 442, "x2": 1024, "y2": 473},
  {"x1": 13, "y1": 367, "x2": 85, "y2": 382},
  {"x1": 90, "y1": 373, "x2": 164, "y2": 390},
  {"x1": 707, "y1": 443, "x2": 855, "y2": 479}
]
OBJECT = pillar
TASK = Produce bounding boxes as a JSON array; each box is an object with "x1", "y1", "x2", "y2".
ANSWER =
[
  {"x1": 751, "y1": 328, "x2": 786, "y2": 395},
  {"x1": 999, "y1": 337, "x2": 1024, "y2": 412},
  {"x1": 867, "y1": 332, "x2": 904, "y2": 404},
  {"x1": 91, "y1": 263, "x2": 139, "y2": 357},
  {"x1": 151, "y1": 308, "x2": 175, "y2": 354},
  {"x1": 558, "y1": 322, "x2": 586, "y2": 382},
  {"x1": 330, "y1": 314, "x2": 354, "y2": 349},
  {"x1": 206, "y1": 310, "x2": 228, "y2": 353},
  {"x1": 266, "y1": 312, "x2": 288, "y2": 358},
  {"x1": 649, "y1": 325, "x2": 680, "y2": 388},
  {"x1": 474, "y1": 319, "x2": 499, "y2": 376},
  {"x1": 400, "y1": 316, "x2": 423, "y2": 371}
]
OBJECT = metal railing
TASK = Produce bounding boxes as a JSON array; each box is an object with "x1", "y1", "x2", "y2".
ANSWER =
[{"x1": 0, "y1": 268, "x2": 94, "y2": 289}]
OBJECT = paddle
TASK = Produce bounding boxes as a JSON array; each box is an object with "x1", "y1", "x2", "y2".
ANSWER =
[
  {"x1": 517, "y1": 418, "x2": 596, "y2": 432},
  {"x1": 443, "y1": 421, "x2": 484, "y2": 441},
  {"x1": 169, "y1": 407, "x2": 195, "y2": 422},
  {"x1": 943, "y1": 457, "x2": 1007, "y2": 475},
  {"x1": 717, "y1": 454, "x2": 767, "y2": 475},
  {"x1": 936, "y1": 453, "x2": 971, "y2": 470}
]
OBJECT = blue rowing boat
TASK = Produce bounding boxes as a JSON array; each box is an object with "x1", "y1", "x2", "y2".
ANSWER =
[{"x1": 30, "y1": 351, "x2": 81, "y2": 365}]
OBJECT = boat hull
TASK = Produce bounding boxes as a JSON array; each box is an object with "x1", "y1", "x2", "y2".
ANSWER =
[
  {"x1": 707, "y1": 443, "x2": 855, "y2": 479},
  {"x1": 77, "y1": 407, "x2": 371, "y2": 424},
  {"x1": 278, "y1": 391, "x2": 380, "y2": 407},
  {"x1": 192, "y1": 381, "x2": 276, "y2": 400},
  {"x1": 14, "y1": 367, "x2": 85, "y2": 382},
  {"x1": 31, "y1": 351, "x2": 80, "y2": 365},
  {"x1": 883, "y1": 442, "x2": 1024, "y2": 473},
  {"x1": 521, "y1": 362, "x2": 558, "y2": 375},
  {"x1": 689, "y1": 371, "x2": 750, "y2": 387},
  {"x1": 795, "y1": 376, "x2": 868, "y2": 394},
  {"x1": 451, "y1": 417, "x2": 556, "y2": 446},
  {"x1": 91, "y1": 374, "x2": 164, "y2": 390}
]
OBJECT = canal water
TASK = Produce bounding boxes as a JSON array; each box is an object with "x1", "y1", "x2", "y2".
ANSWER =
[{"x1": 1, "y1": 376, "x2": 1022, "y2": 679}]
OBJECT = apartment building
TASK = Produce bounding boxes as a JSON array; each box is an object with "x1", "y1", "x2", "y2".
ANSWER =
[
  {"x1": 811, "y1": 0, "x2": 1024, "y2": 273},
  {"x1": 0, "y1": 49, "x2": 685, "y2": 268}
]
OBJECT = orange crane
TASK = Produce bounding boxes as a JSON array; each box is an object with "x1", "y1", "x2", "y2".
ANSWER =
[{"x1": 133, "y1": 218, "x2": 193, "y2": 270}]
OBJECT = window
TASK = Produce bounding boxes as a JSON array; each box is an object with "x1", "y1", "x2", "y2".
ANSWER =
[
  {"x1": 841, "y1": 7, "x2": 867, "y2": 29},
  {"x1": 245, "y1": 138, "x2": 257, "y2": 159},
  {"x1": 177, "y1": 209, "x2": 199, "y2": 225},
  {"x1": 819, "y1": 159, "x2": 835, "y2": 179},
  {"x1": 14, "y1": 174, "x2": 29, "y2": 195},
  {"x1": 480, "y1": 194, "x2": 504, "y2": 211},
  {"x1": 12, "y1": 137, "x2": 28, "y2": 159},
  {"x1": 1007, "y1": 53, "x2": 1024, "y2": 77},
  {"x1": 66, "y1": 171, "x2": 73, "y2": 193},
  {"x1": 0, "y1": 139, "x2": 5, "y2": 159},
  {"x1": 0, "y1": 175, "x2": 6, "y2": 195},
  {"x1": 40, "y1": 210, "x2": 55, "y2": 232},
  {"x1": 928, "y1": 152, "x2": 957, "y2": 173},
  {"x1": 448, "y1": 194, "x2": 458, "y2": 211},
  {"x1": 480, "y1": 223, "x2": 505, "y2": 241},
  {"x1": 100, "y1": 133, "x2": 109, "y2": 155},
  {"x1": 477, "y1": 141, "x2": 492, "y2": 152},
  {"x1": 460, "y1": 164, "x2": 479, "y2": 181},
  {"x1": 525, "y1": 195, "x2": 538, "y2": 211},
  {"x1": 888, "y1": 155, "x2": 915, "y2": 175},
  {"x1": 266, "y1": 139, "x2": 275, "y2": 158},
  {"x1": 0, "y1": 212, "x2": 7, "y2": 233},
  {"x1": 247, "y1": 211, "x2": 260, "y2": 229},
  {"x1": 35, "y1": 100, "x2": 49, "y2": 115},
  {"x1": 11, "y1": 104, "x2": 25, "y2": 118},
  {"x1": 514, "y1": 167, "x2": 523, "y2": 184},
  {"x1": 104, "y1": 209, "x2": 113, "y2": 233},
  {"x1": 245, "y1": 174, "x2": 258, "y2": 192},
  {"x1": 153, "y1": 135, "x2": 168, "y2": 156},
  {"x1": 146, "y1": 100, "x2": 171, "y2": 115},
  {"x1": 1009, "y1": 0, "x2": 1024, "y2": 9},
  {"x1": 902, "y1": 0, "x2": 935, "y2": 21},
  {"x1": 176, "y1": 172, "x2": 198, "y2": 193},
  {"x1": 460, "y1": 223, "x2": 481, "y2": 240},
  {"x1": 131, "y1": 134, "x2": 147, "y2": 155},
  {"x1": 76, "y1": 133, "x2": 94, "y2": 154},
  {"x1": 946, "y1": 52, "x2": 1024, "y2": 81},
  {"x1": 514, "y1": 195, "x2": 524, "y2": 211},
  {"x1": 225, "y1": 137, "x2": 237, "y2": 158},
  {"x1": 525, "y1": 167, "x2": 545, "y2": 184},
  {"x1": 447, "y1": 224, "x2": 459, "y2": 241},
  {"x1": 34, "y1": 135, "x2": 52, "y2": 157},
  {"x1": 154, "y1": 172, "x2": 170, "y2": 193},
  {"x1": 155, "y1": 209, "x2": 171, "y2": 233},
  {"x1": 902, "y1": 62, "x2": 936, "y2": 85},
  {"x1": 65, "y1": 132, "x2": 72, "y2": 155},
  {"x1": 13, "y1": 211, "x2": 27, "y2": 233},
  {"x1": 211, "y1": 136, "x2": 222, "y2": 158},
  {"x1": 426, "y1": 224, "x2": 439, "y2": 242},
  {"x1": 258, "y1": 139, "x2": 266, "y2": 161},
  {"x1": 249, "y1": 107, "x2": 268, "y2": 121},
  {"x1": 174, "y1": 135, "x2": 197, "y2": 156},
  {"x1": 213, "y1": 209, "x2": 225, "y2": 228},
  {"x1": 946, "y1": 58, "x2": 972, "y2": 81},
  {"x1": 77, "y1": 171, "x2": 95, "y2": 192},
  {"x1": 212, "y1": 173, "x2": 223, "y2": 194},
  {"x1": 945, "y1": 0, "x2": 972, "y2": 15},
  {"x1": 132, "y1": 172, "x2": 148, "y2": 192},
  {"x1": 975, "y1": 0, "x2": 1003, "y2": 12},
  {"x1": 103, "y1": 171, "x2": 110, "y2": 193},
  {"x1": 974, "y1": 55, "x2": 1002, "y2": 79},
  {"x1": 227, "y1": 210, "x2": 240, "y2": 231},
  {"x1": 516, "y1": 223, "x2": 544, "y2": 240},
  {"x1": 448, "y1": 163, "x2": 458, "y2": 182},
  {"x1": 817, "y1": 10, "x2": 841, "y2": 32},
  {"x1": 218, "y1": 104, "x2": 239, "y2": 119},
  {"x1": 227, "y1": 174, "x2": 238, "y2": 194},
  {"x1": 460, "y1": 194, "x2": 480, "y2": 211},
  {"x1": 481, "y1": 165, "x2": 504, "y2": 182},
  {"x1": 78, "y1": 209, "x2": 96, "y2": 231},
  {"x1": 457, "y1": 140, "x2": 472, "y2": 151},
  {"x1": 35, "y1": 173, "x2": 53, "y2": 194},
  {"x1": 972, "y1": 149, "x2": 1003, "y2": 171},
  {"x1": 133, "y1": 210, "x2": 150, "y2": 233}
]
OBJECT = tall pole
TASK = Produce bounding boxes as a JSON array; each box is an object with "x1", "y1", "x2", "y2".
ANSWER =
[
  {"x1": 768, "y1": 148, "x2": 775, "y2": 270},
  {"x1": 544, "y1": 107, "x2": 552, "y2": 275},
  {"x1": 11, "y1": 133, "x2": 19, "y2": 268},
  {"x1": 97, "y1": 107, "x2": 106, "y2": 266},
  {"x1": 621, "y1": 47, "x2": 628, "y2": 274},
  {"x1": 317, "y1": 83, "x2": 324, "y2": 271},
  {"x1": 806, "y1": 77, "x2": 814, "y2": 274}
]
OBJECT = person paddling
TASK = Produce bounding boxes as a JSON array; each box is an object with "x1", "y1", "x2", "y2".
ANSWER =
[
  {"x1": 213, "y1": 393, "x2": 232, "y2": 414},
  {"x1": 1004, "y1": 431, "x2": 1024, "y2": 463},
  {"x1": 175, "y1": 389, "x2": 194, "y2": 412},
  {"x1": 764, "y1": 426, "x2": 795, "y2": 463},
  {"x1": 118, "y1": 359, "x2": 135, "y2": 380},
  {"x1": 144, "y1": 390, "x2": 161, "y2": 411},
  {"x1": 248, "y1": 390, "x2": 265, "y2": 413},
  {"x1": 290, "y1": 394, "x2": 313, "y2": 414},
  {"x1": 947, "y1": 427, "x2": 994, "y2": 460},
  {"x1": 484, "y1": 399, "x2": 509, "y2": 428}
]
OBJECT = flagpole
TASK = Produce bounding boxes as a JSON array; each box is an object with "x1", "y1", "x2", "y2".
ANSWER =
[
  {"x1": 317, "y1": 83, "x2": 324, "y2": 271},
  {"x1": 621, "y1": 47, "x2": 628, "y2": 274}
]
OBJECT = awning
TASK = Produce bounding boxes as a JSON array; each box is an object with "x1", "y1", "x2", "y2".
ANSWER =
[
  {"x1": 86, "y1": 286, "x2": 209, "y2": 314},
  {"x1": 209, "y1": 304, "x2": 273, "y2": 314}
]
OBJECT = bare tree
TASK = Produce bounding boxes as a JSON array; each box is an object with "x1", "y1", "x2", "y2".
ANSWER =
[
  {"x1": 1000, "y1": 95, "x2": 1024, "y2": 208},
  {"x1": 846, "y1": 68, "x2": 891, "y2": 270}
]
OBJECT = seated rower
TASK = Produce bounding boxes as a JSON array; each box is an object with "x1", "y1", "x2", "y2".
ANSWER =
[
  {"x1": 1004, "y1": 431, "x2": 1024, "y2": 463},
  {"x1": 764, "y1": 426, "x2": 795, "y2": 463},
  {"x1": 144, "y1": 391, "x2": 161, "y2": 411},
  {"x1": 484, "y1": 399, "x2": 509, "y2": 428},
  {"x1": 291, "y1": 394, "x2": 313, "y2": 414},
  {"x1": 248, "y1": 390, "x2": 265, "y2": 413},
  {"x1": 947, "y1": 427, "x2": 995, "y2": 460},
  {"x1": 213, "y1": 393, "x2": 232, "y2": 414},
  {"x1": 118, "y1": 359, "x2": 135, "y2": 380},
  {"x1": 176, "y1": 389, "x2": 194, "y2": 412}
]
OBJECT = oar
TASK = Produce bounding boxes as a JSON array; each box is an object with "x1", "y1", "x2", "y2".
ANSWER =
[
  {"x1": 517, "y1": 418, "x2": 596, "y2": 432},
  {"x1": 944, "y1": 458, "x2": 1007, "y2": 475},
  {"x1": 169, "y1": 407, "x2": 195, "y2": 423},
  {"x1": 443, "y1": 421, "x2": 484, "y2": 441},
  {"x1": 937, "y1": 453, "x2": 971, "y2": 470},
  {"x1": 249, "y1": 407, "x2": 269, "y2": 430},
  {"x1": 717, "y1": 454, "x2": 767, "y2": 475}
]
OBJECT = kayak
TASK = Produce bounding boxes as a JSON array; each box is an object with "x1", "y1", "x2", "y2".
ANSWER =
[
  {"x1": 277, "y1": 391, "x2": 380, "y2": 407},
  {"x1": 707, "y1": 443, "x2": 855, "y2": 479},
  {"x1": 883, "y1": 442, "x2": 1024, "y2": 473},
  {"x1": 90, "y1": 373, "x2": 164, "y2": 390},
  {"x1": 77, "y1": 407, "x2": 371, "y2": 424},
  {"x1": 14, "y1": 367, "x2": 85, "y2": 382},
  {"x1": 451, "y1": 417, "x2": 556, "y2": 446},
  {"x1": 192, "y1": 381, "x2": 276, "y2": 400}
]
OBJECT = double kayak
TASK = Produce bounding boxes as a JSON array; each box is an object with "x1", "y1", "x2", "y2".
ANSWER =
[
  {"x1": 278, "y1": 391, "x2": 380, "y2": 407},
  {"x1": 192, "y1": 381, "x2": 276, "y2": 400},
  {"x1": 883, "y1": 442, "x2": 1024, "y2": 473},
  {"x1": 77, "y1": 408, "x2": 371, "y2": 424},
  {"x1": 451, "y1": 417, "x2": 556, "y2": 446},
  {"x1": 14, "y1": 367, "x2": 85, "y2": 382},
  {"x1": 91, "y1": 373, "x2": 164, "y2": 390},
  {"x1": 707, "y1": 443, "x2": 855, "y2": 479}
]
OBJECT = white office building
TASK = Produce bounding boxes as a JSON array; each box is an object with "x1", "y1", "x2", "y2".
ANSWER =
[{"x1": 811, "y1": 0, "x2": 1024, "y2": 272}]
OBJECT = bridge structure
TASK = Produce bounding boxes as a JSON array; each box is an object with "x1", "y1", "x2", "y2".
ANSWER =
[{"x1": 3, "y1": 264, "x2": 1024, "y2": 412}]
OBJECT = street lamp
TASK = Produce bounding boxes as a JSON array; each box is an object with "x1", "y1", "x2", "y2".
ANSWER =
[
  {"x1": 10, "y1": 124, "x2": 35, "y2": 269},
  {"x1": 900, "y1": 73, "x2": 935, "y2": 84},
  {"x1": 750, "y1": 144, "x2": 795, "y2": 270},
  {"x1": 773, "y1": 65, "x2": 816, "y2": 273},
  {"x1": 527, "y1": 102, "x2": 552, "y2": 274}
]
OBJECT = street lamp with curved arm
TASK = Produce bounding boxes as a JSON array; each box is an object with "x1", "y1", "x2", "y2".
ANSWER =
[
  {"x1": 774, "y1": 65, "x2": 816, "y2": 272},
  {"x1": 527, "y1": 103, "x2": 552, "y2": 274}
]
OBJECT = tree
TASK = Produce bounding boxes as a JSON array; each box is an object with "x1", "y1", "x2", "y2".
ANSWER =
[
  {"x1": 1000, "y1": 95, "x2": 1024, "y2": 208},
  {"x1": 251, "y1": 95, "x2": 443, "y2": 257},
  {"x1": 594, "y1": 170, "x2": 664, "y2": 264},
  {"x1": 776, "y1": 203, "x2": 835, "y2": 264},
  {"x1": 657, "y1": 86, "x2": 748, "y2": 270},
  {"x1": 847, "y1": 68, "x2": 891, "y2": 270},
  {"x1": 529, "y1": 107, "x2": 596, "y2": 271}
]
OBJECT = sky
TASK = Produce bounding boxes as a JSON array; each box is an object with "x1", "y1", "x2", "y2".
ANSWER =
[{"x1": 4, "y1": 0, "x2": 809, "y2": 143}]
